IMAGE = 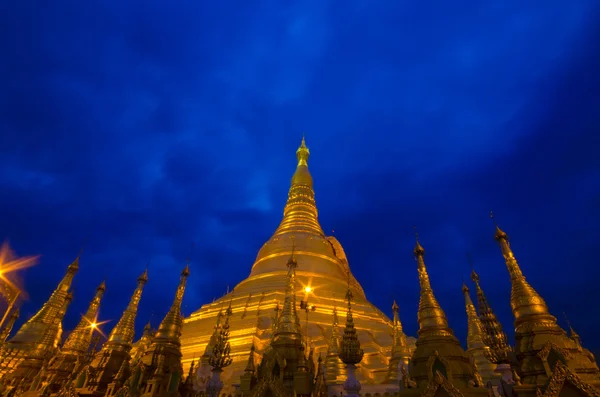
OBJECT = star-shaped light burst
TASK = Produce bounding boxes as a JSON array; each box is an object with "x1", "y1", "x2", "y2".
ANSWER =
[
  {"x1": 0, "y1": 240, "x2": 39, "y2": 301},
  {"x1": 83, "y1": 313, "x2": 111, "y2": 340}
]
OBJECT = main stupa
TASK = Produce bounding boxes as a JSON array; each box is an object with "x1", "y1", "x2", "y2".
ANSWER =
[{"x1": 180, "y1": 138, "x2": 415, "y2": 393}]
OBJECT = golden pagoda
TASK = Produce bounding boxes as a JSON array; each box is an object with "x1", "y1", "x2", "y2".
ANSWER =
[
  {"x1": 490, "y1": 217, "x2": 600, "y2": 396},
  {"x1": 30, "y1": 280, "x2": 107, "y2": 395},
  {"x1": 77, "y1": 269, "x2": 148, "y2": 396},
  {"x1": 461, "y1": 283, "x2": 498, "y2": 387},
  {"x1": 400, "y1": 233, "x2": 487, "y2": 397},
  {"x1": 0, "y1": 254, "x2": 79, "y2": 389},
  {"x1": 180, "y1": 138, "x2": 416, "y2": 394}
]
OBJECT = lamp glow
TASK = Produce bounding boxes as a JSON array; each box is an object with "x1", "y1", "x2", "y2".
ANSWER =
[{"x1": 304, "y1": 286, "x2": 312, "y2": 293}]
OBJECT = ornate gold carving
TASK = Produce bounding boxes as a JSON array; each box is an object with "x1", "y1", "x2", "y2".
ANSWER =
[
  {"x1": 425, "y1": 351, "x2": 453, "y2": 382},
  {"x1": 537, "y1": 361, "x2": 600, "y2": 397},
  {"x1": 538, "y1": 342, "x2": 573, "y2": 361},
  {"x1": 421, "y1": 371, "x2": 464, "y2": 397}
]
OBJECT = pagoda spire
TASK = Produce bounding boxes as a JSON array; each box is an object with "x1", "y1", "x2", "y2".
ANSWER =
[
  {"x1": 39, "y1": 281, "x2": 106, "y2": 394},
  {"x1": 386, "y1": 300, "x2": 411, "y2": 384},
  {"x1": 462, "y1": 284, "x2": 486, "y2": 350},
  {"x1": 339, "y1": 271, "x2": 363, "y2": 397},
  {"x1": 0, "y1": 308, "x2": 19, "y2": 344},
  {"x1": 6, "y1": 252, "x2": 80, "y2": 348},
  {"x1": 81, "y1": 270, "x2": 148, "y2": 394},
  {"x1": 273, "y1": 251, "x2": 302, "y2": 342},
  {"x1": 105, "y1": 269, "x2": 148, "y2": 347},
  {"x1": 490, "y1": 212, "x2": 556, "y2": 328},
  {"x1": 154, "y1": 264, "x2": 190, "y2": 341},
  {"x1": 61, "y1": 280, "x2": 106, "y2": 354},
  {"x1": 413, "y1": 230, "x2": 452, "y2": 337},
  {"x1": 325, "y1": 305, "x2": 346, "y2": 385},
  {"x1": 470, "y1": 269, "x2": 511, "y2": 365},
  {"x1": 462, "y1": 282, "x2": 498, "y2": 384},
  {"x1": 272, "y1": 137, "x2": 325, "y2": 237}
]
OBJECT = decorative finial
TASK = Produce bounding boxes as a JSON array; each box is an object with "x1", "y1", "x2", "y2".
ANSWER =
[
  {"x1": 296, "y1": 136, "x2": 310, "y2": 166},
  {"x1": 413, "y1": 226, "x2": 425, "y2": 256},
  {"x1": 490, "y1": 210, "x2": 507, "y2": 239}
]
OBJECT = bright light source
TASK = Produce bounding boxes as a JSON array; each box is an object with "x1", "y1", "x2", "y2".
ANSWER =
[
  {"x1": 90, "y1": 322, "x2": 97, "y2": 329},
  {"x1": 304, "y1": 286, "x2": 312, "y2": 293}
]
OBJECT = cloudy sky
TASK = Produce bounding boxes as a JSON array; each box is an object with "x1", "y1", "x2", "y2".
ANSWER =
[{"x1": 1, "y1": 1, "x2": 600, "y2": 353}]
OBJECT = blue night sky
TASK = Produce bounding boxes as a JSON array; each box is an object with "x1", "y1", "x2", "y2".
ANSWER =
[{"x1": 2, "y1": 1, "x2": 600, "y2": 354}]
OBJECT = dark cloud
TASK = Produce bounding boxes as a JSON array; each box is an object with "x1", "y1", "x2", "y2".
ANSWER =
[{"x1": 1, "y1": 0, "x2": 600, "y2": 353}]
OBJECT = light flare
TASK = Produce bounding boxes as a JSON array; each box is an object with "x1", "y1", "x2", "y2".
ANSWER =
[
  {"x1": 83, "y1": 313, "x2": 111, "y2": 339},
  {"x1": 0, "y1": 240, "x2": 39, "y2": 301}
]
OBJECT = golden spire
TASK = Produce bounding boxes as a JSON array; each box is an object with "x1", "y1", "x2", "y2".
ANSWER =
[
  {"x1": 0, "y1": 308, "x2": 19, "y2": 343},
  {"x1": 461, "y1": 283, "x2": 487, "y2": 350},
  {"x1": 391, "y1": 300, "x2": 409, "y2": 356},
  {"x1": 339, "y1": 271, "x2": 363, "y2": 365},
  {"x1": 7, "y1": 250, "x2": 80, "y2": 348},
  {"x1": 273, "y1": 252, "x2": 302, "y2": 341},
  {"x1": 208, "y1": 301, "x2": 233, "y2": 370},
  {"x1": 105, "y1": 269, "x2": 148, "y2": 348},
  {"x1": 490, "y1": 211, "x2": 556, "y2": 327},
  {"x1": 273, "y1": 137, "x2": 325, "y2": 237},
  {"x1": 413, "y1": 228, "x2": 452, "y2": 337},
  {"x1": 470, "y1": 268, "x2": 511, "y2": 364},
  {"x1": 154, "y1": 264, "x2": 189, "y2": 341},
  {"x1": 61, "y1": 280, "x2": 106, "y2": 354},
  {"x1": 325, "y1": 304, "x2": 346, "y2": 385}
]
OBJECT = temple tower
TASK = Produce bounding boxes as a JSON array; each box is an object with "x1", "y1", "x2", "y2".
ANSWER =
[
  {"x1": 38, "y1": 281, "x2": 106, "y2": 394},
  {"x1": 0, "y1": 254, "x2": 79, "y2": 387},
  {"x1": 402, "y1": 233, "x2": 488, "y2": 396},
  {"x1": 180, "y1": 138, "x2": 415, "y2": 393},
  {"x1": 78, "y1": 269, "x2": 148, "y2": 395},
  {"x1": 461, "y1": 283, "x2": 498, "y2": 387},
  {"x1": 491, "y1": 217, "x2": 600, "y2": 395}
]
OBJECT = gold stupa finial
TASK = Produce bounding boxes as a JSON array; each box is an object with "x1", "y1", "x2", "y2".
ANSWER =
[
  {"x1": 105, "y1": 268, "x2": 148, "y2": 347},
  {"x1": 339, "y1": 269, "x2": 363, "y2": 365},
  {"x1": 296, "y1": 135, "x2": 310, "y2": 166},
  {"x1": 5, "y1": 246, "x2": 81, "y2": 351},
  {"x1": 470, "y1": 267, "x2": 512, "y2": 364},
  {"x1": 414, "y1": 226, "x2": 425, "y2": 256},
  {"x1": 390, "y1": 300, "x2": 409, "y2": 359},
  {"x1": 490, "y1": 213, "x2": 556, "y2": 328},
  {"x1": 413, "y1": 230, "x2": 452, "y2": 337},
  {"x1": 61, "y1": 279, "x2": 106, "y2": 354},
  {"x1": 461, "y1": 282, "x2": 487, "y2": 351},
  {"x1": 154, "y1": 262, "x2": 190, "y2": 340},
  {"x1": 269, "y1": 136, "x2": 324, "y2": 239}
]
